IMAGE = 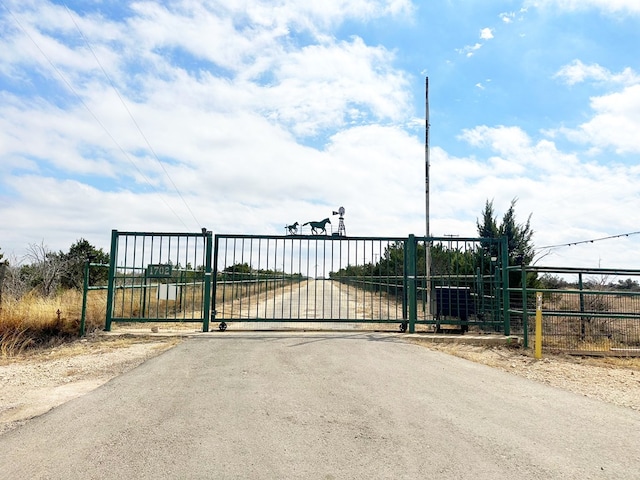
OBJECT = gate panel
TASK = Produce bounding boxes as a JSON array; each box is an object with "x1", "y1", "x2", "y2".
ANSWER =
[
  {"x1": 105, "y1": 230, "x2": 213, "y2": 331},
  {"x1": 415, "y1": 236, "x2": 509, "y2": 333},
  {"x1": 212, "y1": 235, "x2": 409, "y2": 330},
  {"x1": 211, "y1": 234, "x2": 508, "y2": 333}
]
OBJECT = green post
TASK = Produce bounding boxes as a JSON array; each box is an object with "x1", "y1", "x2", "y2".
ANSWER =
[
  {"x1": 141, "y1": 271, "x2": 148, "y2": 319},
  {"x1": 80, "y1": 259, "x2": 89, "y2": 336},
  {"x1": 521, "y1": 264, "x2": 528, "y2": 348},
  {"x1": 202, "y1": 230, "x2": 213, "y2": 332},
  {"x1": 210, "y1": 234, "x2": 220, "y2": 328},
  {"x1": 105, "y1": 230, "x2": 118, "y2": 331},
  {"x1": 476, "y1": 266, "x2": 483, "y2": 316},
  {"x1": 579, "y1": 273, "x2": 585, "y2": 340},
  {"x1": 402, "y1": 242, "x2": 408, "y2": 321},
  {"x1": 501, "y1": 236, "x2": 510, "y2": 336},
  {"x1": 407, "y1": 234, "x2": 417, "y2": 333}
]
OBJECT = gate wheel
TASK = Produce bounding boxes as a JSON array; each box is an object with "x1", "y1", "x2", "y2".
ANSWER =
[
  {"x1": 218, "y1": 322, "x2": 227, "y2": 332},
  {"x1": 399, "y1": 322, "x2": 408, "y2": 333}
]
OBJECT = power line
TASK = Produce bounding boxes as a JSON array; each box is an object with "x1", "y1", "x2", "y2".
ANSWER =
[
  {"x1": 62, "y1": 3, "x2": 202, "y2": 230},
  {"x1": 0, "y1": 2, "x2": 193, "y2": 230},
  {"x1": 538, "y1": 231, "x2": 640, "y2": 250}
]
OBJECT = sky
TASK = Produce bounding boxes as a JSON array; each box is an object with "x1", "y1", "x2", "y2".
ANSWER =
[{"x1": 0, "y1": 0, "x2": 639, "y2": 269}]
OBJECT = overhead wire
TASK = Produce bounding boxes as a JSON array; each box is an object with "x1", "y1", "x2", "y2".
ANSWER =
[
  {"x1": 61, "y1": 2, "x2": 203, "y2": 230},
  {"x1": 0, "y1": 2, "x2": 194, "y2": 231},
  {"x1": 537, "y1": 231, "x2": 640, "y2": 250}
]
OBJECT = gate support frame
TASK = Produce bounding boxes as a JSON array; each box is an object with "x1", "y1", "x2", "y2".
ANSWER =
[
  {"x1": 407, "y1": 234, "x2": 417, "y2": 333},
  {"x1": 202, "y1": 231, "x2": 213, "y2": 332},
  {"x1": 105, "y1": 229, "x2": 118, "y2": 332}
]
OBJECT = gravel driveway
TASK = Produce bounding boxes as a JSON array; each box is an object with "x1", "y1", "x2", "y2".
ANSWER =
[{"x1": 1, "y1": 332, "x2": 639, "y2": 479}]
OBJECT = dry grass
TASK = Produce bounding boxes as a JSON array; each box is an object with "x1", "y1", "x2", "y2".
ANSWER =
[
  {"x1": 0, "y1": 289, "x2": 106, "y2": 357},
  {"x1": 425, "y1": 342, "x2": 640, "y2": 371},
  {"x1": 0, "y1": 333, "x2": 181, "y2": 366}
]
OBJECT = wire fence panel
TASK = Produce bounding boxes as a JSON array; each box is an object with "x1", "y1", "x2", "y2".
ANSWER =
[{"x1": 509, "y1": 267, "x2": 640, "y2": 355}]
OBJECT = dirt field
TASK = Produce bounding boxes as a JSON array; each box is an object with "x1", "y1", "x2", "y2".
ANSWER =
[{"x1": 1, "y1": 332, "x2": 639, "y2": 436}]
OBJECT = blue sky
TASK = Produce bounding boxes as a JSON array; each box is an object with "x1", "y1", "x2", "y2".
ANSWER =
[{"x1": 0, "y1": 0, "x2": 639, "y2": 268}]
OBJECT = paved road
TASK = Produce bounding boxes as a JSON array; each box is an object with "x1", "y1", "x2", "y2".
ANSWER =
[
  {"x1": 1, "y1": 332, "x2": 639, "y2": 479},
  {"x1": 221, "y1": 279, "x2": 404, "y2": 322}
]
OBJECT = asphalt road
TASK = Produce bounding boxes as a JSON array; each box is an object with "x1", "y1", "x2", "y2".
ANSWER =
[
  {"x1": 223, "y1": 278, "x2": 403, "y2": 320},
  {"x1": 1, "y1": 332, "x2": 639, "y2": 479}
]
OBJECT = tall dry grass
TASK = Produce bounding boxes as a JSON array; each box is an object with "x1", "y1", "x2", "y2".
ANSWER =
[{"x1": 0, "y1": 289, "x2": 106, "y2": 357}]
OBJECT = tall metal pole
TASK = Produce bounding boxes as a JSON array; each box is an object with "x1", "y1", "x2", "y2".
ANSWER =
[{"x1": 425, "y1": 77, "x2": 432, "y2": 318}]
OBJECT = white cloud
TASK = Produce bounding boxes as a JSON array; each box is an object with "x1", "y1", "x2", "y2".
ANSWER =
[
  {"x1": 1, "y1": 0, "x2": 639, "y2": 272},
  {"x1": 526, "y1": 0, "x2": 640, "y2": 15},
  {"x1": 455, "y1": 26, "x2": 496, "y2": 59},
  {"x1": 479, "y1": 27, "x2": 494, "y2": 40},
  {"x1": 551, "y1": 62, "x2": 640, "y2": 154},
  {"x1": 555, "y1": 60, "x2": 640, "y2": 86},
  {"x1": 441, "y1": 126, "x2": 640, "y2": 267},
  {"x1": 499, "y1": 12, "x2": 516, "y2": 23},
  {"x1": 559, "y1": 85, "x2": 640, "y2": 154},
  {"x1": 456, "y1": 42, "x2": 482, "y2": 57}
]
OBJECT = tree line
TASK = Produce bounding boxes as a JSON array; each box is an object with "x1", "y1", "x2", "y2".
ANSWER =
[
  {"x1": 331, "y1": 198, "x2": 536, "y2": 288},
  {"x1": 0, "y1": 239, "x2": 109, "y2": 299}
]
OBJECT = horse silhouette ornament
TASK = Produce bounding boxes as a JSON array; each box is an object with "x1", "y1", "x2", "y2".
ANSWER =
[
  {"x1": 303, "y1": 218, "x2": 331, "y2": 235},
  {"x1": 286, "y1": 222, "x2": 299, "y2": 235}
]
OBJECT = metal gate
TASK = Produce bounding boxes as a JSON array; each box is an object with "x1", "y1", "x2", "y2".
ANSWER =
[
  {"x1": 105, "y1": 230, "x2": 213, "y2": 331},
  {"x1": 211, "y1": 234, "x2": 509, "y2": 333}
]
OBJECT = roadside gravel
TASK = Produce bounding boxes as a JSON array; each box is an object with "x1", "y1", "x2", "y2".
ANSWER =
[
  {"x1": 1, "y1": 333, "x2": 639, "y2": 436},
  {"x1": 0, "y1": 335, "x2": 180, "y2": 435},
  {"x1": 421, "y1": 342, "x2": 640, "y2": 412}
]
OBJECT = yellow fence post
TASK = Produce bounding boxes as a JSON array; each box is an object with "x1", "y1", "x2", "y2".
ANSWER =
[{"x1": 535, "y1": 291, "x2": 543, "y2": 359}]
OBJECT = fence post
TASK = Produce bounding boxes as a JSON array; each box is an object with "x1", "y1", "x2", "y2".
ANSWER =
[
  {"x1": 407, "y1": 234, "x2": 417, "y2": 333},
  {"x1": 105, "y1": 230, "x2": 118, "y2": 331},
  {"x1": 211, "y1": 235, "x2": 220, "y2": 327},
  {"x1": 402, "y1": 242, "x2": 408, "y2": 321},
  {"x1": 80, "y1": 259, "x2": 89, "y2": 336},
  {"x1": 535, "y1": 291, "x2": 543, "y2": 359},
  {"x1": 522, "y1": 265, "x2": 528, "y2": 348},
  {"x1": 579, "y1": 273, "x2": 585, "y2": 340},
  {"x1": 202, "y1": 230, "x2": 213, "y2": 332},
  {"x1": 501, "y1": 236, "x2": 510, "y2": 336}
]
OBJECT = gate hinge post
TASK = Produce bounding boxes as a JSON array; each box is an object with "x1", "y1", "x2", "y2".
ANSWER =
[{"x1": 407, "y1": 234, "x2": 417, "y2": 333}]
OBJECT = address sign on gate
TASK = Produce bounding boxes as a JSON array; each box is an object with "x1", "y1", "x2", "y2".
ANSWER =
[{"x1": 146, "y1": 263, "x2": 173, "y2": 278}]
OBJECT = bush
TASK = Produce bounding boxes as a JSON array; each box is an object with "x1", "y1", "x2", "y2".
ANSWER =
[{"x1": 0, "y1": 290, "x2": 106, "y2": 357}]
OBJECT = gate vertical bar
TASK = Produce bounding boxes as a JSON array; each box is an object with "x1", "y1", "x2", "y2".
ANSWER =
[
  {"x1": 80, "y1": 259, "x2": 89, "y2": 336},
  {"x1": 203, "y1": 230, "x2": 213, "y2": 332},
  {"x1": 407, "y1": 234, "x2": 417, "y2": 333},
  {"x1": 211, "y1": 235, "x2": 220, "y2": 327},
  {"x1": 105, "y1": 229, "x2": 118, "y2": 332},
  {"x1": 521, "y1": 264, "x2": 529, "y2": 347},
  {"x1": 402, "y1": 243, "x2": 408, "y2": 321}
]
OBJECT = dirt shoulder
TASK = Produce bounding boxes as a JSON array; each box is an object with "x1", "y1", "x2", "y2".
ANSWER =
[
  {"x1": 0, "y1": 334, "x2": 182, "y2": 435},
  {"x1": 1, "y1": 333, "x2": 639, "y2": 436},
  {"x1": 418, "y1": 342, "x2": 640, "y2": 412}
]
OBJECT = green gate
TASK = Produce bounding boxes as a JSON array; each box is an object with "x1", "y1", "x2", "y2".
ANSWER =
[
  {"x1": 211, "y1": 234, "x2": 509, "y2": 334},
  {"x1": 105, "y1": 230, "x2": 213, "y2": 331}
]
